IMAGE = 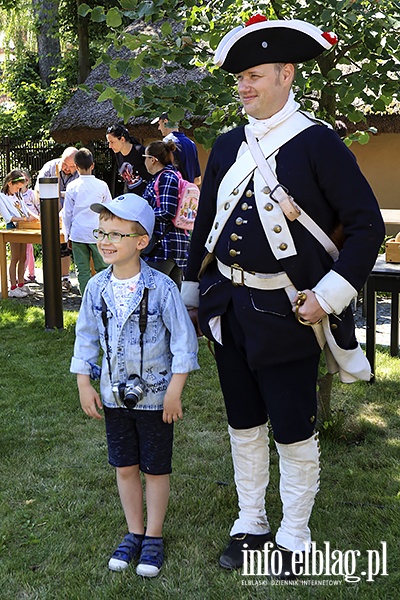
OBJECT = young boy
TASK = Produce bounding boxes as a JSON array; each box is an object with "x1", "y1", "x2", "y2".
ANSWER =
[
  {"x1": 62, "y1": 148, "x2": 112, "y2": 294},
  {"x1": 70, "y1": 193, "x2": 199, "y2": 577}
]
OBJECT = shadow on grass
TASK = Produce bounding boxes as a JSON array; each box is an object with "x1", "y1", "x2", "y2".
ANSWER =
[
  {"x1": 315, "y1": 345, "x2": 400, "y2": 447},
  {"x1": 0, "y1": 299, "x2": 78, "y2": 332}
]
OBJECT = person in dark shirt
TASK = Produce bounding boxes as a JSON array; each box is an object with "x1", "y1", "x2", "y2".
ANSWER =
[
  {"x1": 151, "y1": 113, "x2": 201, "y2": 185},
  {"x1": 106, "y1": 124, "x2": 149, "y2": 196}
]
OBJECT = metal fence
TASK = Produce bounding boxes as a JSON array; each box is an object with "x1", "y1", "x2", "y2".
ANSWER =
[{"x1": 0, "y1": 137, "x2": 123, "y2": 196}]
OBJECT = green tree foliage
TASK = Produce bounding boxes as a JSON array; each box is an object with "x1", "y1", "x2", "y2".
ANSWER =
[
  {"x1": 0, "y1": 49, "x2": 79, "y2": 138},
  {"x1": 0, "y1": 0, "x2": 122, "y2": 138},
  {"x1": 81, "y1": 0, "x2": 400, "y2": 148}
]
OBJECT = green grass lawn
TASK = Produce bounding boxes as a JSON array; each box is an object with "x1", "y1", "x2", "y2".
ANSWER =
[{"x1": 0, "y1": 300, "x2": 399, "y2": 599}]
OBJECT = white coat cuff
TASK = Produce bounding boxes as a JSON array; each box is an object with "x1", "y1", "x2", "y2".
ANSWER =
[
  {"x1": 181, "y1": 281, "x2": 200, "y2": 309},
  {"x1": 312, "y1": 271, "x2": 357, "y2": 315}
]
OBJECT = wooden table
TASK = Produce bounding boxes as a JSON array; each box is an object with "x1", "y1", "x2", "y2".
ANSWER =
[
  {"x1": 365, "y1": 254, "x2": 400, "y2": 382},
  {"x1": 0, "y1": 228, "x2": 64, "y2": 299},
  {"x1": 381, "y1": 209, "x2": 400, "y2": 226}
]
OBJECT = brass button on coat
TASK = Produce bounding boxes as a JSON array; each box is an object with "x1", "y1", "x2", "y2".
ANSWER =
[
  {"x1": 230, "y1": 233, "x2": 239, "y2": 242},
  {"x1": 265, "y1": 203, "x2": 273, "y2": 211},
  {"x1": 241, "y1": 203, "x2": 249, "y2": 210},
  {"x1": 233, "y1": 188, "x2": 239, "y2": 195},
  {"x1": 279, "y1": 243, "x2": 288, "y2": 251},
  {"x1": 331, "y1": 323, "x2": 338, "y2": 330},
  {"x1": 224, "y1": 202, "x2": 230, "y2": 210},
  {"x1": 262, "y1": 186, "x2": 271, "y2": 194},
  {"x1": 273, "y1": 225, "x2": 282, "y2": 233},
  {"x1": 229, "y1": 249, "x2": 238, "y2": 257},
  {"x1": 235, "y1": 217, "x2": 244, "y2": 225},
  {"x1": 245, "y1": 190, "x2": 254, "y2": 198}
]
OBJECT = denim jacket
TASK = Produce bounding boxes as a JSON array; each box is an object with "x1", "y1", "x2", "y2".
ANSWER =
[{"x1": 70, "y1": 259, "x2": 199, "y2": 410}]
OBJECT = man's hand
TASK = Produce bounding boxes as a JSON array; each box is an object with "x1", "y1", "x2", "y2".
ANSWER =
[{"x1": 293, "y1": 289, "x2": 327, "y2": 324}]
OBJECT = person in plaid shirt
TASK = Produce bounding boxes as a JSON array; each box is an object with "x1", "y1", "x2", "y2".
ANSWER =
[{"x1": 142, "y1": 140, "x2": 190, "y2": 289}]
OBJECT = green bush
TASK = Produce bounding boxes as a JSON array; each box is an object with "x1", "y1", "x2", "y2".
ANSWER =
[{"x1": 0, "y1": 49, "x2": 78, "y2": 139}]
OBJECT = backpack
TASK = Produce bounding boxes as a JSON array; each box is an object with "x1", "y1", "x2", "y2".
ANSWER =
[{"x1": 154, "y1": 170, "x2": 200, "y2": 231}]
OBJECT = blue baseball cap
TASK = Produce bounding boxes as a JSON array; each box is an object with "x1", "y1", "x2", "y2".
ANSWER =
[{"x1": 91, "y1": 194, "x2": 155, "y2": 237}]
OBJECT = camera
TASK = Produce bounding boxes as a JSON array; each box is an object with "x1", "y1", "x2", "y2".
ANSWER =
[{"x1": 113, "y1": 374, "x2": 144, "y2": 409}]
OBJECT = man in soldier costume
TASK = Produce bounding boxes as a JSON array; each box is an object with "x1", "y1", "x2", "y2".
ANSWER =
[{"x1": 182, "y1": 16, "x2": 384, "y2": 578}]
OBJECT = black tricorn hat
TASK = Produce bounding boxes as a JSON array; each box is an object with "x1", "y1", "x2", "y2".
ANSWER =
[{"x1": 214, "y1": 16, "x2": 337, "y2": 74}]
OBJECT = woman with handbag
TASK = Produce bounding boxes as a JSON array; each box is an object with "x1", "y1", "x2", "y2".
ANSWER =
[{"x1": 142, "y1": 140, "x2": 190, "y2": 289}]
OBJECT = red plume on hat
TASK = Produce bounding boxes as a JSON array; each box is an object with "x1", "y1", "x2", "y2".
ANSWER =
[
  {"x1": 214, "y1": 17, "x2": 338, "y2": 74},
  {"x1": 245, "y1": 14, "x2": 268, "y2": 27}
]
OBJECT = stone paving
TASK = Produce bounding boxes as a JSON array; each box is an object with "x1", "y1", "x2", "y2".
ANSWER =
[
  {"x1": 353, "y1": 297, "x2": 394, "y2": 348},
  {"x1": 6, "y1": 268, "x2": 82, "y2": 311}
]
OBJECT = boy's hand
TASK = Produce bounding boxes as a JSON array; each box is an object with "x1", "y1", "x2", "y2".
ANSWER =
[
  {"x1": 77, "y1": 374, "x2": 103, "y2": 420},
  {"x1": 163, "y1": 394, "x2": 183, "y2": 424},
  {"x1": 162, "y1": 373, "x2": 187, "y2": 424}
]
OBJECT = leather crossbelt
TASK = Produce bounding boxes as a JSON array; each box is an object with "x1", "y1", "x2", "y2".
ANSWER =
[
  {"x1": 217, "y1": 259, "x2": 291, "y2": 290},
  {"x1": 245, "y1": 124, "x2": 339, "y2": 262}
]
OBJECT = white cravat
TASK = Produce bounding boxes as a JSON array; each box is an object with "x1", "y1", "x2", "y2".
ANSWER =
[{"x1": 247, "y1": 90, "x2": 300, "y2": 140}]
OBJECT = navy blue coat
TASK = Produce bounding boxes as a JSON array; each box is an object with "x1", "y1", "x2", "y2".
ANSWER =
[{"x1": 185, "y1": 123, "x2": 385, "y2": 368}]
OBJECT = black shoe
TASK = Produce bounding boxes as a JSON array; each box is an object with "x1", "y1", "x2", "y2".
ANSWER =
[
  {"x1": 219, "y1": 532, "x2": 273, "y2": 570},
  {"x1": 268, "y1": 545, "x2": 307, "y2": 580}
]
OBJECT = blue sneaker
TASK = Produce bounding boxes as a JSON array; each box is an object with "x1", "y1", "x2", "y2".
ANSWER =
[
  {"x1": 108, "y1": 533, "x2": 143, "y2": 571},
  {"x1": 136, "y1": 536, "x2": 164, "y2": 577}
]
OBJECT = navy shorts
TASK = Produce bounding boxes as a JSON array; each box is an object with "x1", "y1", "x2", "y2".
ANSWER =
[{"x1": 103, "y1": 406, "x2": 173, "y2": 475}]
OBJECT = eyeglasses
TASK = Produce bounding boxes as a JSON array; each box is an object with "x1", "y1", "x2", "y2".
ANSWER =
[
  {"x1": 93, "y1": 229, "x2": 142, "y2": 243},
  {"x1": 142, "y1": 154, "x2": 154, "y2": 159}
]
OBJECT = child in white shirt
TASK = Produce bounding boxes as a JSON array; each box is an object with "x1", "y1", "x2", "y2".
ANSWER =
[
  {"x1": 0, "y1": 170, "x2": 38, "y2": 297},
  {"x1": 62, "y1": 148, "x2": 112, "y2": 294}
]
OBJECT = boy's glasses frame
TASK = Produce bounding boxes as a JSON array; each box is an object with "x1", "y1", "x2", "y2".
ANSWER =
[{"x1": 93, "y1": 229, "x2": 142, "y2": 243}]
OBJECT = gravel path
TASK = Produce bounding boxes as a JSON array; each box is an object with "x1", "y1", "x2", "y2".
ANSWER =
[
  {"x1": 353, "y1": 297, "x2": 395, "y2": 347},
  {"x1": 4, "y1": 270, "x2": 82, "y2": 311}
]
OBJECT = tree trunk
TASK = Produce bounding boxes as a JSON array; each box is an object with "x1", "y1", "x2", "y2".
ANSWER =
[
  {"x1": 32, "y1": 0, "x2": 61, "y2": 85},
  {"x1": 77, "y1": 0, "x2": 91, "y2": 84},
  {"x1": 316, "y1": 53, "x2": 337, "y2": 120}
]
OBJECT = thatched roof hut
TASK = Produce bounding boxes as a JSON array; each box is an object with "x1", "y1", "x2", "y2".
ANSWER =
[
  {"x1": 51, "y1": 19, "x2": 400, "y2": 145},
  {"x1": 350, "y1": 112, "x2": 400, "y2": 134},
  {"x1": 50, "y1": 21, "x2": 207, "y2": 144}
]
